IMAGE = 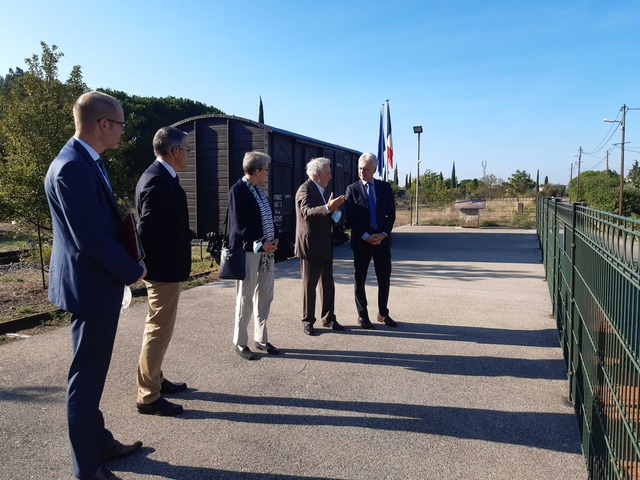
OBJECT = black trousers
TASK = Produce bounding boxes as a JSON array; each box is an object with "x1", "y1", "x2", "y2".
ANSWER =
[{"x1": 352, "y1": 238, "x2": 391, "y2": 320}]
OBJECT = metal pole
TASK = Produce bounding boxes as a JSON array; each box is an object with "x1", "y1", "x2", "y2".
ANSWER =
[
  {"x1": 619, "y1": 105, "x2": 627, "y2": 216},
  {"x1": 416, "y1": 132, "x2": 420, "y2": 225},
  {"x1": 576, "y1": 147, "x2": 582, "y2": 203}
]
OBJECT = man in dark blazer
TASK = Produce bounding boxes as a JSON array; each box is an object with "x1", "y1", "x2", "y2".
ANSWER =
[
  {"x1": 295, "y1": 157, "x2": 345, "y2": 336},
  {"x1": 45, "y1": 91, "x2": 146, "y2": 480},
  {"x1": 134, "y1": 127, "x2": 195, "y2": 417},
  {"x1": 344, "y1": 152, "x2": 398, "y2": 329}
]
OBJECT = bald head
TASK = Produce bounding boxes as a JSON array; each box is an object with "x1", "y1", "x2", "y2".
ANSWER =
[
  {"x1": 73, "y1": 91, "x2": 121, "y2": 131},
  {"x1": 73, "y1": 91, "x2": 125, "y2": 153}
]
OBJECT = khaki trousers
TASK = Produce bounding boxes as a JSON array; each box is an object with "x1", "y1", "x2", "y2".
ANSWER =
[
  {"x1": 137, "y1": 280, "x2": 182, "y2": 404},
  {"x1": 233, "y1": 252, "x2": 274, "y2": 346}
]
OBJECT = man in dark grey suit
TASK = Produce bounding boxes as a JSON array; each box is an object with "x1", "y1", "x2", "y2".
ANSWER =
[
  {"x1": 344, "y1": 152, "x2": 397, "y2": 329},
  {"x1": 45, "y1": 91, "x2": 146, "y2": 480},
  {"x1": 295, "y1": 157, "x2": 345, "y2": 336},
  {"x1": 135, "y1": 127, "x2": 195, "y2": 417}
]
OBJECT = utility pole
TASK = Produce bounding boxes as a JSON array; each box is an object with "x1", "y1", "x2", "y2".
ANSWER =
[
  {"x1": 576, "y1": 147, "x2": 582, "y2": 202},
  {"x1": 619, "y1": 105, "x2": 627, "y2": 216},
  {"x1": 569, "y1": 163, "x2": 574, "y2": 202}
]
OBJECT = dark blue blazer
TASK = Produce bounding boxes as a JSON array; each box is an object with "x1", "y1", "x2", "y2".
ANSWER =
[
  {"x1": 45, "y1": 138, "x2": 144, "y2": 315},
  {"x1": 344, "y1": 178, "x2": 396, "y2": 247},
  {"x1": 135, "y1": 160, "x2": 194, "y2": 282},
  {"x1": 228, "y1": 178, "x2": 278, "y2": 252}
]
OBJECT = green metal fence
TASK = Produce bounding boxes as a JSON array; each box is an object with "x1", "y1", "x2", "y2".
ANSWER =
[{"x1": 537, "y1": 197, "x2": 640, "y2": 479}]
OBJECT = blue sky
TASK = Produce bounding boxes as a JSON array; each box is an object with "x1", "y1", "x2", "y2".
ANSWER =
[{"x1": 1, "y1": 0, "x2": 639, "y2": 186}]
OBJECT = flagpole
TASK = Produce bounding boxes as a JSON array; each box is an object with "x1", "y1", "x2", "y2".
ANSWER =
[{"x1": 377, "y1": 102, "x2": 386, "y2": 177}]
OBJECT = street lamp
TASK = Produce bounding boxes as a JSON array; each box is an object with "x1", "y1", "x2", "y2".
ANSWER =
[
  {"x1": 604, "y1": 105, "x2": 627, "y2": 216},
  {"x1": 413, "y1": 126, "x2": 423, "y2": 225}
]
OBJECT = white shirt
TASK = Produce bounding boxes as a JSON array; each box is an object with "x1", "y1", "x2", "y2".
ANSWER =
[{"x1": 157, "y1": 158, "x2": 177, "y2": 178}]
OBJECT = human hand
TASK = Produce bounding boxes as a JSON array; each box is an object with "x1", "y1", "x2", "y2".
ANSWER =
[
  {"x1": 366, "y1": 233, "x2": 386, "y2": 245},
  {"x1": 262, "y1": 240, "x2": 279, "y2": 253},
  {"x1": 136, "y1": 260, "x2": 147, "y2": 282},
  {"x1": 327, "y1": 193, "x2": 345, "y2": 212}
]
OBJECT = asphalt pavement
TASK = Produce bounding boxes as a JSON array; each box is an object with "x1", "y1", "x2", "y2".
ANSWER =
[{"x1": 0, "y1": 226, "x2": 587, "y2": 480}]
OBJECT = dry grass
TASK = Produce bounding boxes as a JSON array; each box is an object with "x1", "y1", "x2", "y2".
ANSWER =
[
  {"x1": 396, "y1": 197, "x2": 537, "y2": 227},
  {"x1": 0, "y1": 245, "x2": 219, "y2": 341}
]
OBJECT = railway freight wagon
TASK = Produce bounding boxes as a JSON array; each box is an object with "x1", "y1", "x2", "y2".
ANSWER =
[{"x1": 171, "y1": 114, "x2": 362, "y2": 259}]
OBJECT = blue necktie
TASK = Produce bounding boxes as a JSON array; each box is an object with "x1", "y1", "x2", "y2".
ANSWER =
[
  {"x1": 366, "y1": 182, "x2": 377, "y2": 231},
  {"x1": 96, "y1": 158, "x2": 112, "y2": 191}
]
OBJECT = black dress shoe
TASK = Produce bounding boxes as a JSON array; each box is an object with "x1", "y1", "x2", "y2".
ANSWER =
[
  {"x1": 236, "y1": 346, "x2": 255, "y2": 360},
  {"x1": 160, "y1": 379, "x2": 187, "y2": 394},
  {"x1": 85, "y1": 466, "x2": 123, "y2": 480},
  {"x1": 100, "y1": 439, "x2": 143, "y2": 463},
  {"x1": 358, "y1": 317, "x2": 375, "y2": 329},
  {"x1": 137, "y1": 396, "x2": 184, "y2": 416},
  {"x1": 377, "y1": 314, "x2": 398, "y2": 327},
  {"x1": 323, "y1": 319, "x2": 345, "y2": 331},
  {"x1": 303, "y1": 323, "x2": 315, "y2": 336},
  {"x1": 256, "y1": 342, "x2": 280, "y2": 354}
]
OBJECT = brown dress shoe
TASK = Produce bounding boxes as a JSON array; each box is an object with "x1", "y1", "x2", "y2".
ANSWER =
[
  {"x1": 358, "y1": 317, "x2": 375, "y2": 329},
  {"x1": 377, "y1": 314, "x2": 398, "y2": 327},
  {"x1": 100, "y1": 439, "x2": 143, "y2": 462},
  {"x1": 160, "y1": 379, "x2": 188, "y2": 394}
]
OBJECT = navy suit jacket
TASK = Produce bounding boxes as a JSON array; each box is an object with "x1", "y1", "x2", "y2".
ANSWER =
[
  {"x1": 344, "y1": 178, "x2": 396, "y2": 248},
  {"x1": 45, "y1": 138, "x2": 144, "y2": 315},
  {"x1": 135, "y1": 160, "x2": 193, "y2": 282},
  {"x1": 228, "y1": 178, "x2": 278, "y2": 252}
]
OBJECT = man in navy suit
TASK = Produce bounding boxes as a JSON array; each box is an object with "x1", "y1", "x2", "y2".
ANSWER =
[
  {"x1": 45, "y1": 91, "x2": 146, "y2": 480},
  {"x1": 344, "y1": 152, "x2": 398, "y2": 329},
  {"x1": 135, "y1": 127, "x2": 194, "y2": 416}
]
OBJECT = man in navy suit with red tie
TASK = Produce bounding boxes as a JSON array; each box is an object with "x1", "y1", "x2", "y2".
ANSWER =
[
  {"x1": 45, "y1": 91, "x2": 146, "y2": 480},
  {"x1": 344, "y1": 152, "x2": 398, "y2": 329}
]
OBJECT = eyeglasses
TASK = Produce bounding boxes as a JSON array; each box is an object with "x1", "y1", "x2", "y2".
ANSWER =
[
  {"x1": 176, "y1": 146, "x2": 192, "y2": 154},
  {"x1": 98, "y1": 118, "x2": 127, "y2": 130}
]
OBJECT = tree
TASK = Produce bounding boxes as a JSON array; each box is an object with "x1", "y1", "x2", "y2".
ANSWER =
[
  {"x1": 99, "y1": 88, "x2": 222, "y2": 203},
  {"x1": 451, "y1": 162, "x2": 457, "y2": 189},
  {"x1": 540, "y1": 183, "x2": 566, "y2": 198},
  {"x1": 0, "y1": 42, "x2": 86, "y2": 228},
  {"x1": 536, "y1": 169, "x2": 539, "y2": 193},
  {"x1": 393, "y1": 165, "x2": 398, "y2": 185},
  {"x1": 544, "y1": 175, "x2": 549, "y2": 185},
  {"x1": 507, "y1": 170, "x2": 536, "y2": 195},
  {"x1": 258, "y1": 96, "x2": 264, "y2": 123},
  {"x1": 568, "y1": 170, "x2": 618, "y2": 212},
  {"x1": 628, "y1": 160, "x2": 640, "y2": 188}
]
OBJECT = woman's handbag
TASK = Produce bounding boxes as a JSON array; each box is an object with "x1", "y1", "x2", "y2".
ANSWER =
[{"x1": 218, "y1": 208, "x2": 246, "y2": 280}]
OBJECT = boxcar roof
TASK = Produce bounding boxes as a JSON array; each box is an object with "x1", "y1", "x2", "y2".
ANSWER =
[{"x1": 172, "y1": 113, "x2": 362, "y2": 156}]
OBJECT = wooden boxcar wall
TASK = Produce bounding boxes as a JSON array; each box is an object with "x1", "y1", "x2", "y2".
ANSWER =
[{"x1": 173, "y1": 114, "x2": 360, "y2": 247}]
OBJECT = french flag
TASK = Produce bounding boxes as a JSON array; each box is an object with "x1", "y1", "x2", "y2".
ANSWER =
[{"x1": 386, "y1": 100, "x2": 393, "y2": 169}]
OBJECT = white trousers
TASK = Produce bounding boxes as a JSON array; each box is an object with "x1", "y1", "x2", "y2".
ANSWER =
[{"x1": 233, "y1": 252, "x2": 274, "y2": 346}]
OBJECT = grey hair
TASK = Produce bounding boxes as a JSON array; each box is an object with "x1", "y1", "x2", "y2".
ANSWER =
[
  {"x1": 153, "y1": 127, "x2": 187, "y2": 156},
  {"x1": 359, "y1": 152, "x2": 378, "y2": 169},
  {"x1": 243, "y1": 151, "x2": 271, "y2": 175},
  {"x1": 306, "y1": 157, "x2": 331, "y2": 179}
]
